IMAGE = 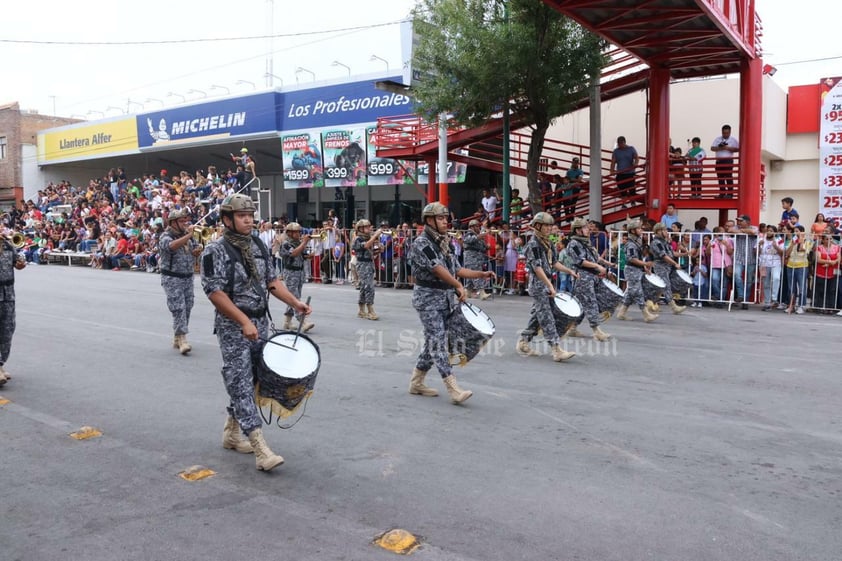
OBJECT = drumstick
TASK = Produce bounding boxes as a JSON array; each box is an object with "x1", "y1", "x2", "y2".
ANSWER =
[
  {"x1": 259, "y1": 337, "x2": 299, "y2": 352},
  {"x1": 293, "y1": 296, "x2": 312, "y2": 348}
]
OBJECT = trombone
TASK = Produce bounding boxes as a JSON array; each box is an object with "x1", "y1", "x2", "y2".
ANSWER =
[
  {"x1": 447, "y1": 231, "x2": 463, "y2": 240},
  {"x1": 192, "y1": 226, "x2": 213, "y2": 244}
]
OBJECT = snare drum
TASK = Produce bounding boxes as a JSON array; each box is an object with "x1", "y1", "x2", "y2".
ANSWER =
[
  {"x1": 255, "y1": 331, "x2": 321, "y2": 419},
  {"x1": 446, "y1": 302, "x2": 495, "y2": 366},
  {"x1": 596, "y1": 278, "x2": 624, "y2": 312},
  {"x1": 552, "y1": 292, "x2": 583, "y2": 335},
  {"x1": 670, "y1": 269, "x2": 693, "y2": 294},
  {"x1": 643, "y1": 273, "x2": 666, "y2": 303}
]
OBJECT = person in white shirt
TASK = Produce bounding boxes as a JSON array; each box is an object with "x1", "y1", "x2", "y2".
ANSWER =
[
  {"x1": 757, "y1": 225, "x2": 784, "y2": 310},
  {"x1": 481, "y1": 188, "x2": 499, "y2": 222},
  {"x1": 710, "y1": 124, "x2": 739, "y2": 199}
]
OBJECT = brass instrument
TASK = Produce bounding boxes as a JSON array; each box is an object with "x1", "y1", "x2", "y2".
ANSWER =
[
  {"x1": 192, "y1": 226, "x2": 213, "y2": 244},
  {"x1": 380, "y1": 230, "x2": 393, "y2": 236},
  {"x1": 448, "y1": 231, "x2": 463, "y2": 240},
  {"x1": 5, "y1": 232, "x2": 25, "y2": 249}
]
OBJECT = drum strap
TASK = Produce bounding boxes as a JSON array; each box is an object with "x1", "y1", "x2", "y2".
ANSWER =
[{"x1": 220, "y1": 236, "x2": 272, "y2": 322}]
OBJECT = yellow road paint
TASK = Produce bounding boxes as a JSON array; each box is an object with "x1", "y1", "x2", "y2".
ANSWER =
[
  {"x1": 178, "y1": 465, "x2": 216, "y2": 481},
  {"x1": 69, "y1": 426, "x2": 102, "y2": 440},
  {"x1": 0, "y1": 396, "x2": 9, "y2": 405},
  {"x1": 373, "y1": 529, "x2": 421, "y2": 555}
]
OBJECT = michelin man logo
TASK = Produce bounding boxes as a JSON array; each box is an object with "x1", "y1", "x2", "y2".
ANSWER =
[{"x1": 147, "y1": 118, "x2": 170, "y2": 143}]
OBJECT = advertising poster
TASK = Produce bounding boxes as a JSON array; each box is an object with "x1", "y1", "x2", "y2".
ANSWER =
[
  {"x1": 282, "y1": 131, "x2": 325, "y2": 189},
  {"x1": 819, "y1": 77, "x2": 842, "y2": 226},
  {"x1": 38, "y1": 118, "x2": 139, "y2": 164},
  {"x1": 416, "y1": 158, "x2": 468, "y2": 185},
  {"x1": 366, "y1": 126, "x2": 415, "y2": 186},
  {"x1": 322, "y1": 128, "x2": 367, "y2": 187}
]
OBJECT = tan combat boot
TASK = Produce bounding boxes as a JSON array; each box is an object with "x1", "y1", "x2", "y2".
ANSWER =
[
  {"x1": 669, "y1": 300, "x2": 686, "y2": 314},
  {"x1": 641, "y1": 306, "x2": 659, "y2": 323},
  {"x1": 357, "y1": 304, "x2": 369, "y2": 319},
  {"x1": 366, "y1": 304, "x2": 379, "y2": 320},
  {"x1": 301, "y1": 319, "x2": 315, "y2": 333},
  {"x1": 645, "y1": 300, "x2": 658, "y2": 313},
  {"x1": 600, "y1": 311, "x2": 612, "y2": 323},
  {"x1": 177, "y1": 334, "x2": 192, "y2": 355},
  {"x1": 565, "y1": 324, "x2": 588, "y2": 338},
  {"x1": 172, "y1": 334, "x2": 179, "y2": 349},
  {"x1": 0, "y1": 365, "x2": 9, "y2": 387},
  {"x1": 442, "y1": 375, "x2": 472, "y2": 404},
  {"x1": 592, "y1": 326, "x2": 611, "y2": 342},
  {"x1": 283, "y1": 316, "x2": 293, "y2": 330},
  {"x1": 516, "y1": 338, "x2": 540, "y2": 357},
  {"x1": 615, "y1": 305, "x2": 630, "y2": 320},
  {"x1": 222, "y1": 416, "x2": 253, "y2": 454},
  {"x1": 551, "y1": 344, "x2": 575, "y2": 362},
  {"x1": 247, "y1": 428, "x2": 284, "y2": 471},
  {"x1": 478, "y1": 291, "x2": 490, "y2": 301},
  {"x1": 408, "y1": 368, "x2": 439, "y2": 397}
]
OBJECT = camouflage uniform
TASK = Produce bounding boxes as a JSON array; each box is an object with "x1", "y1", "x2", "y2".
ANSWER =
[
  {"x1": 622, "y1": 234, "x2": 646, "y2": 307},
  {"x1": 519, "y1": 236, "x2": 561, "y2": 345},
  {"x1": 0, "y1": 240, "x2": 22, "y2": 369},
  {"x1": 158, "y1": 230, "x2": 199, "y2": 336},
  {"x1": 201, "y1": 235, "x2": 275, "y2": 435},
  {"x1": 353, "y1": 236, "x2": 375, "y2": 305},
  {"x1": 279, "y1": 239, "x2": 306, "y2": 319},
  {"x1": 649, "y1": 236, "x2": 676, "y2": 303},
  {"x1": 461, "y1": 230, "x2": 488, "y2": 292},
  {"x1": 567, "y1": 237, "x2": 603, "y2": 328},
  {"x1": 410, "y1": 232, "x2": 460, "y2": 378}
]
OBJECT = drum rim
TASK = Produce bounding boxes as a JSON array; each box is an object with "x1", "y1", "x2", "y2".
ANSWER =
[
  {"x1": 553, "y1": 292, "x2": 583, "y2": 316},
  {"x1": 459, "y1": 301, "x2": 496, "y2": 333},
  {"x1": 645, "y1": 273, "x2": 667, "y2": 287},
  {"x1": 260, "y1": 330, "x2": 322, "y2": 380},
  {"x1": 674, "y1": 269, "x2": 693, "y2": 281}
]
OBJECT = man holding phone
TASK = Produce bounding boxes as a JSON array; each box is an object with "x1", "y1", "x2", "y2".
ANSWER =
[{"x1": 711, "y1": 125, "x2": 739, "y2": 198}]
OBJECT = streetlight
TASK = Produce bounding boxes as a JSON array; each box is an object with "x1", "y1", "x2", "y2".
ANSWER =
[
  {"x1": 235, "y1": 79, "x2": 256, "y2": 90},
  {"x1": 331, "y1": 60, "x2": 351, "y2": 76},
  {"x1": 167, "y1": 91, "x2": 186, "y2": 102},
  {"x1": 127, "y1": 99, "x2": 144, "y2": 112},
  {"x1": 106, "y1": 105, "x2": 126, "y2": 114},
  {"x1": 370, "y1": 54, "x2": 389, "y2": 71},
  {"x1": 210, "y1": 84, "x2": 230, "y2": 94},
  {"x1": 264, "y1": 73, "x2": 284, "y2": 87},
  {"x1": 145, "y1": 97, "x2": 164, "y2": 107},
  {"x1": 295, "y1": 67, "x2": 315, "y2": 83},
  {"x1": 187, "y1": 88, "x2": 207, "y2": 98},
  {"x1": 87, "y1": 110, "x2": 104, "y2": 118}
]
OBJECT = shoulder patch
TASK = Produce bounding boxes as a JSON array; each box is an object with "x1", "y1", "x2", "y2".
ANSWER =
[
  {"x1": 202, "y1": 253, "x2": 214, "y2": 274},
  {"x1": 422, "y1": 246, "x2": 438, "y2": 261}
]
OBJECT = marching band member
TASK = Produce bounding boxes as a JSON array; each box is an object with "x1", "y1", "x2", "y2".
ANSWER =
[
  {"x1": 516, "y1": 213, "x2": 577, "y2": 361},
  {"x1": 649, "y1": 222, "x2": 686, "y2": 314},
  {"x1": 278, "y1": 222, "x2": 314, "y2": 332},
  {"x1": 566, "y1": 218, "x2": 612, "y2": 341},
  {"x1": 408, "y1": 202, "x2": 495, "y2": 404},
  {"x1": 158, "y1": 209, "x2": 202, "y2": 354},
  {"x1": 0, "y1": 230, "x2": 26, "y2": 386},
  {"x1": 462, "y1": 219, "x2": 490, "y2": 300},
  {"x1": 352, "y1": 219, "x2": 382, "y2": 320},
  {"x1": 201, "y1": 194, "x2": 311, "y2": 472},
  {"x1": 615, "y1": 218, "x2": 659, "y2": 322}
]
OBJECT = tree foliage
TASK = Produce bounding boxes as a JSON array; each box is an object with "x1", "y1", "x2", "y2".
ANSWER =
[{"x1": 411, "y1": 0, "x2": 606, "y2": 211}]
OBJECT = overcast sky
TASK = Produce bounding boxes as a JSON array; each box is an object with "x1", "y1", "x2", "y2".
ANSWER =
[{"x1": 0, "y1": 0, "x2": 837, "y2": 118}]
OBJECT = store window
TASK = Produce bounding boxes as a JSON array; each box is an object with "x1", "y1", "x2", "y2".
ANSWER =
[{"x1": 0, "y1": 136, "x2": 6, "y2": 160}]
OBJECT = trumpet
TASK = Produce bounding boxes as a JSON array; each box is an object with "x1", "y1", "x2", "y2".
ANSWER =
[
  {"x1": 448, "y1": 231, "x2": 463, "y2": 240},
  {"x1": 192, "y1": 226, "x2": 213, "y2": 243},
  {"x1": 5, "y1": 232, "x2": 25, "y2": 249}
]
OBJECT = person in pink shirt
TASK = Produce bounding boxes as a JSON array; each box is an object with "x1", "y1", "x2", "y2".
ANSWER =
[{"x1": 705, "y1": 226, "x2": 733, "y2": 304}]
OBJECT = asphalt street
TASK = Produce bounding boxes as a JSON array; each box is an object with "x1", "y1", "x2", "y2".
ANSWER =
[{"x1": 1, "y1": 265, "x2": 840, "y2": 561}]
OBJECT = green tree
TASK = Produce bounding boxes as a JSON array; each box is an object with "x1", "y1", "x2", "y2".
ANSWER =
[{"x1": 411, "y1": 0, "x2": 605, "y2": 212}]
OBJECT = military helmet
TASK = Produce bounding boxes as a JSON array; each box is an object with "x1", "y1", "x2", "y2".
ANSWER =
[
  {"x1": 220, "y1": 194, "x2": 256, "y2": 213},
  {"x1": 468, "y1": 219, "x2": 481, "y2": 227},
  {"x1": 627, "y1": 218, "x2": 643, "y2": 230},
  {"x1": 167, "y1": 209, "x2": 188, "y2": 222},
  {"x1": 285, "y1": 222, "x2": 302, "y2": 232},
  {"x1": 422, "y1": 202, "x2": 449, "y2": 218},
  {"x1": 652, "y1": 222, "x2": 667, "y2": 233},
  {"x1": 531, "y1": 212, "x2": 554, "y2": 227},
  {"x1": 570, "y1": 217, "x2": 588, "y2": 231},
  {"x1": 355, "y1": 219, "x2": 372, "y2": 230}
]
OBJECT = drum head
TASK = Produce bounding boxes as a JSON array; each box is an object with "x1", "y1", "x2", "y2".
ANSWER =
[
  {"x1": 645, "y1": 273, "x2": 666, "y2": 288},
  {"x1": 554, "y1": 293, "x2": 583, "y2": 317},
  {"x1": 460, "y1": 302, "x2": 495, "y2": 336},
  {"x1": 675, "y1": 269, "x2": 692, "y2": 283},
  {"x1": 261, "y1": 332, "x2": 320, "y2": 380},
  {"x1": 601, "y1": 278, "x2": 624, "y2": 296}
]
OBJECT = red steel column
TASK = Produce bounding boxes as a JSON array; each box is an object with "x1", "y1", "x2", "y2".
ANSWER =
[
  {"x1": 426, "y1": 158, "x2": 437, "y2": 203},
  {"x1": 439, "y1": 181, "x2": 449, "y2": 208},
  {"x1": 647, "y1": 67, "x2": 671, "y2": 222},
  {"x1": 739, "y1": 56, "x2": 763, "y2": 223}
]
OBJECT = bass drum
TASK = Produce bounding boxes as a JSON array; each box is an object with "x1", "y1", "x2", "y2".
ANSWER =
[
  {"x1": 670, "y1": 269, "x2": 693, "y2": 295},
  {"x1": 446, "y1": 302, "x2": 496, "y2": 366},
  {"x1": 596, "y1": 278, "x2": 624, "y2": 313},
  {"x1": 643, "y1": 273, "x2": 666, "y2": 303}
]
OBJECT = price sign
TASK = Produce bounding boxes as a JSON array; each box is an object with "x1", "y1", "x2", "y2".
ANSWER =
[
  {"x1": 368, "y1": 161, "x2": 397, "y2": 176},
  {"x1": 824, "y1": 132, "x2": 842, "y2": 144},
  {"x1": 820, "y1": 77, "x2": 842, "y2": 222},
  {"x1": 823, "y1": 196, "x2": 842, "y2": 209},
  {"x1": 824, "y1": 175, "x2": 842, "y2": 187},
  {"x1": 825, "y1": 110, "x2": 842, "y2": 122},
  {"x1": 824, "y1": 154, "x2": 842, "y2": 167},
  {"x1": 284, "y1": 169, "x2": 311, "y2": 181}
]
